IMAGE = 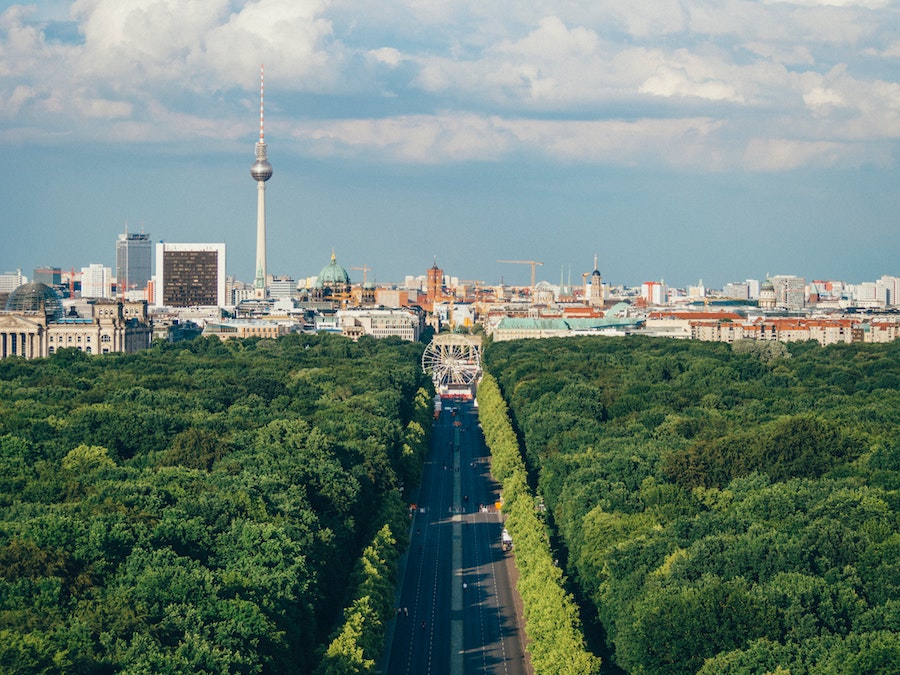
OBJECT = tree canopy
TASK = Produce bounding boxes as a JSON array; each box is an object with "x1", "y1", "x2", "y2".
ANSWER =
[
  {"x1": 0, "y1": 333, "x2": 432, "y2": 674},
  {"x1": 484, "y1": 336, "x2": 900, "y2": 673}
]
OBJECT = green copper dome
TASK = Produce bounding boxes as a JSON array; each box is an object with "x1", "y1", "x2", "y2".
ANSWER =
[{"x1": 315, "y1": 251, "x2": 350, "y2": 289}]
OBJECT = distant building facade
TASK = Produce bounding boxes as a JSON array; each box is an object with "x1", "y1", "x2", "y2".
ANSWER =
[
  {"x1": 878, "y1": 276, "x2": 900, "y2": 306},
  {"x1": 0, "y1": 270, "x2": 27, "y2": 294},
  {"x1": 337, "y1": 308, "x2": 423, "y2": 341},
  {"x1": 269, "y1": 276, "x2": 297, "y2": 299},
  {"x1": 642, "y1": 280, "x2": 668, "y2": 306},
  {"x1": 722, "y1": 282, "x2": 750, "y2": 300},
  {"x1": 202, "y1": 320, "x2": 292, "y2": 341},
  {"x1": 772, "y1": 275, "x2": 805, "y2": 310},
  {"x1": 0, "y1": 282, "x2": 152, "y2": 359},
  {"x1": 688, "y1": 317, "x2": 857, "y2": 346},
  {"x1": 155, "y1": 243, "x2": 226, "y2": 308},
  {"x1": 33, "y1": 267, "x2": 62, "y2": 287},
  {"x1": 80, "y1": 263, "x2": 113, "y2": 299}
]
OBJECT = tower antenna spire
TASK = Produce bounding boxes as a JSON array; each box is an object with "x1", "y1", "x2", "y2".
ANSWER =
[{"x1": 259, "y1": 64, "x2": 265, "y2": 144}]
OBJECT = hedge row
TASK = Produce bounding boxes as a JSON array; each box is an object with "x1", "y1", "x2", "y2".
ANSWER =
[{"x1": 477, "y1": 373, "x2": 602, "y2": 675}]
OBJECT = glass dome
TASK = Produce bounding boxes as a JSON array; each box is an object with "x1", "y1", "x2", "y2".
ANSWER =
[{"x1": 5, "y1": 282, "x2": 64, "y2": 321}]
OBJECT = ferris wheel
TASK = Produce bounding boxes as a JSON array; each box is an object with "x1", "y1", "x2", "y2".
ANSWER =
[{"x1": 421, "y1": 334, "x2": 482, "y2": 390}]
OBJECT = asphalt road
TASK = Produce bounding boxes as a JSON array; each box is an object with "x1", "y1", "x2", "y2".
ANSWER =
[{"x1": 383, "y1": 400, "x2": 530, "y2": 675}]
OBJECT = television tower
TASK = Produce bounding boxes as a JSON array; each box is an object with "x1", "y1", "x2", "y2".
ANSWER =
[{"x1": 250, "y1": 64, "x2": 273, "y2": 299}]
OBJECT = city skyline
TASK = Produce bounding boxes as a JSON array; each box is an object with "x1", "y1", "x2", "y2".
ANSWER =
[{"x1": 2, "y1": 1, "x2": 900, "y2": 289}]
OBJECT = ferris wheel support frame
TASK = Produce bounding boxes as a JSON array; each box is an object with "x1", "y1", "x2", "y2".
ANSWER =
[{"x1": 421, "y1": 333, "x2": 483, "y2": 395}]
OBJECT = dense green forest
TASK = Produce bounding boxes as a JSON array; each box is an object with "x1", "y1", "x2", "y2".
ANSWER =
[
  {"x1": 484, "y1": 336, "x2": 900, "y2": 674},
  {"x1": 477, "y1": 373, "x2": 601, "y2": 675},
  {"x1": 0, "y1": 334, "x2": 432, "y2": 674}
]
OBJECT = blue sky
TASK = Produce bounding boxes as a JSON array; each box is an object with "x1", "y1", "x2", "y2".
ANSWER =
[{"x1": 2, "y1": 0, "x2": 900, "y2": 289}]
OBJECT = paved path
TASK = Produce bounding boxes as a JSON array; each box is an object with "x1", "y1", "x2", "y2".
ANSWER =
[{"x1": 383, "y1": 400, "x2": 530, "y2": 674}]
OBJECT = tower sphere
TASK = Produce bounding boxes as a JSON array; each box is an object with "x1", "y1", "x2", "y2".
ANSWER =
[{"x1": 251, "y1": 158, "x2": 273, "y2": 182}]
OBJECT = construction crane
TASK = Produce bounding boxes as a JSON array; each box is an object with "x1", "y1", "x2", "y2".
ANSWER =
[
  {"x1": 351, "y1": 265, "x2": 372, "y2": 284},
  {"x1": 497, "y1": 260, "x2": 543, "y2": 289},
  {"x1": 459, "y1": 280, "x2": 485, "y2": 303}
]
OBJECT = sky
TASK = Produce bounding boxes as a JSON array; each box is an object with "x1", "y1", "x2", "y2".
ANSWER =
[{"x1": 2, "y1": 0, "x2": 900, "y2": 289}]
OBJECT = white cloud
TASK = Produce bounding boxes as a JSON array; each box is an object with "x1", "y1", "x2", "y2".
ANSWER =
[
  {"x1": 1, "y1": 0, "x2": 900, "y2": 172},
  {"x1": 368, "y1": 47, "x2": 404, "y2": 67},
  {"x1": 742, "y1": 136, "x2": 883, "y2": 171},
  {"x1": 201, "y1": 0, "x2": 339, "y2": 89},
  {"x1": 638, "y1": 58, "x2": 744, "y2": 103},
  {"x1": 803, "y1": 86, "x2": 845, "y2": 110},
  {"x1": 763, "y1": 0, "x2": 890, "y2": 7},
  {"x1": 292, "y1": 113, "x2": 731, "y2": 168},
  {"x1": 74, "y1": 95, "x2": 132, "y2": 119}
]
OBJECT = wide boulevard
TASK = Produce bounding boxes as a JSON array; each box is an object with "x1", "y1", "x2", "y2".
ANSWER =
[{"x1": 383, "y1": 399, "x2": 530, "y2": 674}]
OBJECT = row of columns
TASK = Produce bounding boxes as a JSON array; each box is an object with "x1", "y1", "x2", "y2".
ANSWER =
[
  {"x1": 0, "y1": 331, "x2": 42, "y2": 359},
  {"x1": 0, "y1": 326, "x2": 154, "y2": 359}
]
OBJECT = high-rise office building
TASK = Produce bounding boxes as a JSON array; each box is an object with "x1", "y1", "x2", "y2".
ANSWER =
[
  {"x1": 116, "y1": 232, "x2": 152, "y2": 294},
  {"x1": 154, "y1": 243, "x2": 226, "y2": 307}
]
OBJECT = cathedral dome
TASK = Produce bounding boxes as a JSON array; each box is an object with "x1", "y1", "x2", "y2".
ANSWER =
[
  {"x1": 5, "y1": 282, "x2": 63, "y2": 321},
  {"x1": 315, "y1": 251, "x2": 351, "y2": 290}
]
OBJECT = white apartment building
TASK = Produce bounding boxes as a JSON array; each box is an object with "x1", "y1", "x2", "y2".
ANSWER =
[
  {"x1": 877, "y1": 275, "x2": 900, "y2": 307},
  {"x1": 772, "y1": 275, "x2": 805, "y2": 310},
  {"x1": 722, "y1": 282, "x2": 750, "y2": 300},
  {"x1": 642, "y1": 280, "x2": 668, "y2": 305},
  {"x1": 746, "y1": 279, "x2": 761, "y2": 299},
  {"x1": 269, "y1": 277, "x2": 296, "y2": 299},
  {"x1": 0, "y1": 270, "x2": 27, "y2": 294}
]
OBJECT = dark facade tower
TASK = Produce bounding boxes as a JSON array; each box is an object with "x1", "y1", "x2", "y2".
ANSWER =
[
  {"x1": 154, "y1": 243, "x2": 226, "y2": 307},
  {"x1": 116, "y1": 231, "x2": 152, "y2": 295}
]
